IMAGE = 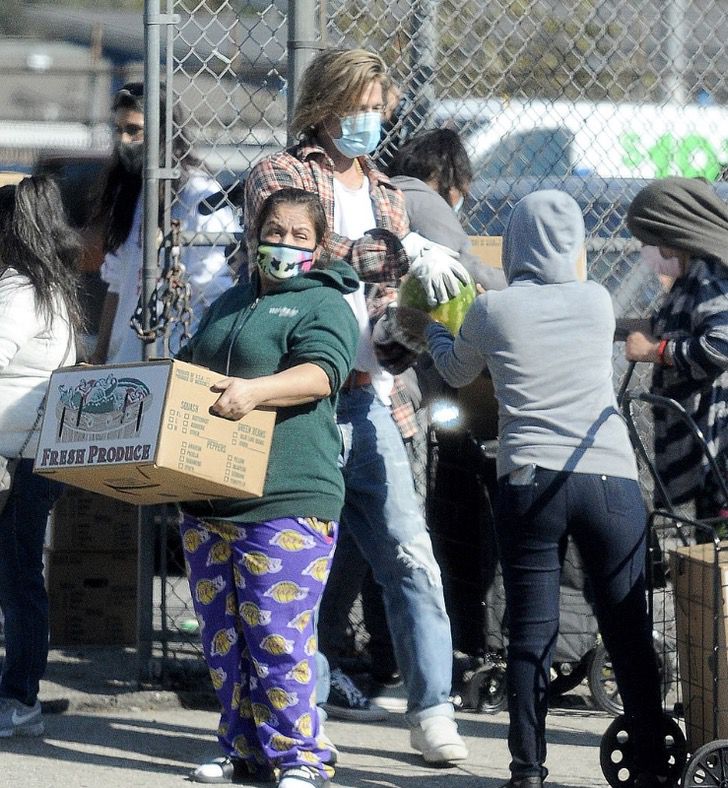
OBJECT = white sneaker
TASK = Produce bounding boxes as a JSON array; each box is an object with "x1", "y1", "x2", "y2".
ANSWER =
[
  {"x1": 277, "y1": 765, "x2": 325, "y2": 787},
  {"x1": 410, "y1": 715, "x2": 469, "y2": 763}
]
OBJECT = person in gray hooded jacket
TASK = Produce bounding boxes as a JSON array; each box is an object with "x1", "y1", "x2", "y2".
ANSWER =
[{"x1": 396, "y1": 190, "x2": 671, "y2": 788}]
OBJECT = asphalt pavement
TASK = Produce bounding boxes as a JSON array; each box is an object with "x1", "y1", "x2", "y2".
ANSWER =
[{"x1": 0, "y1": 646, "x2": 615, "y2": 788}]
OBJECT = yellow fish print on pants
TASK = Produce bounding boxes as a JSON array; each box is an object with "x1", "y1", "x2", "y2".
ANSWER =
[
  {"x1": 206, "y1": 540, "x2": 232, "y2": 566},
  {"x1": 260, "y1": 634, "x2": 294, "y2": 656},
  {"x1": 239, "y1": 696, "x2": 253, "y2": 719},
  {"x1": 183, "y1": 528, "x2": 210, "y2": 554},
  {"x1": 287, "y1": 610, "x2": 313, "y2": 633},
  {"x1": 242, "y1": 551, "x2": 283, "y2": 576},
  {"x1": 286, "y1": 659, "x2": 312, "y2": 685},
  {"x1": 253, "y1": 702, "x2": 279, "y2": 727},
  {"x1": 209, "y1": 666, "x2": 227, "y2": 690},
  {"x1": 293, "y1": 712, "x2": 313, "y2": 738},
  {"x1": 195, "y1": 575, "x2": 225, "y2": 605},
  {"x1": 267, "y1": 686, "x2": 299, "y2": 710},
  {"x1": 239, "y1": 601, "x2": 273, "y2": 627},
  {"x1": 269, "y1": 530, "x2": 316, "y2": 552},
  {"x1": 302, "y1": 557, "x2": 329, "y2": 583},
  {"x1": 303, "y1": 634, "x2": 317, "y2": 656},
  {"x1": 268, "y1": 733, "x2": 300, "y2": 752},
  {"x1": 264, "y1": 581, "x2": 309, "y2": 604},
  {"x1": 210, "y1": 626, "x2": 238, "y2": 657}
]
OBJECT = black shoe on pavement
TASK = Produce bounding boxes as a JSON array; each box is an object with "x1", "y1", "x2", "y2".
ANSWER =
[
  {"x1": 321, "y1": 667, "x2": 388, "y2": 722},
  {"x1": 499, "y1": 777, "x2": 543, "y2": 788}
]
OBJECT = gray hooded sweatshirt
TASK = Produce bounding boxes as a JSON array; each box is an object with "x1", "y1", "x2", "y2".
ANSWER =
[{"x1": 426, "y1": 189, "x2": 638, "y2": 481}]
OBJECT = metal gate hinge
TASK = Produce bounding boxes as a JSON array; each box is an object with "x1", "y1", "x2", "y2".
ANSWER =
[
  {"x1": 145, "y1": 13, "x2": 181, "y2": 25},
  {"x1": 146, "y1": 167, "x2": 181, "y2": 180}
]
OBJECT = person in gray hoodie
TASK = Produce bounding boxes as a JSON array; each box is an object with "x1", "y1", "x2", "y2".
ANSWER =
[
  {"x1": 389, "y1": 128, "x2": 506, "y2": 292},
  {"x1": 396, "y1": 190, "x2": 671, "y2": 788}
]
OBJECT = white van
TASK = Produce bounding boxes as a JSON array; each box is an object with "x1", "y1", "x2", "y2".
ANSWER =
[{"x1": 440, "y1": 99, "x2": 728, "y2": 181}]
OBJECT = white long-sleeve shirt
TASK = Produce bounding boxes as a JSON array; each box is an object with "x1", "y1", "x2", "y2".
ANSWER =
[
  {"x1": 0, "y1": 268, "x2": 76, "y2": 457},
  {"x1": 100, "y1": 169, "x2": 237, "y2": 362}
]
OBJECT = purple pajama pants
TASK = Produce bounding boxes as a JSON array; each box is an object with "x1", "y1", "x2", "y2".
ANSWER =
[{"x1": 180, "y1": 512, "x2": 338, "y2": 777}]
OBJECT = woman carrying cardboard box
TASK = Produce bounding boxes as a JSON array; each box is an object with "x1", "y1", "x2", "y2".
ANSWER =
[{"x1": 175, "y1": 188, "x2": 359, "y2": 788}]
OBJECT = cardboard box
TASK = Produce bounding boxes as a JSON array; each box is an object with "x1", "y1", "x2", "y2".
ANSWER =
[
  {"x1": 47, "y1": 551, "x2": 137, "y2": 646},
  {"x1": 34, "y1": 359, "x2": 276, "y2": 505},
  {"x1": 468, "y1": 235, "x2": 587, "y2": 281},
  {"x1": 48, "y1": 488, "x2": 139, "y2": 553},
  {"x1": 670, "y1": 542, "x2": 728, "y2": 749}
]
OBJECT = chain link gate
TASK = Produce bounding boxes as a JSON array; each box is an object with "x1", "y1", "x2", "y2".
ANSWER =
[{"x1": 140, "y1": 0, "x2": 728, "y2": 686}]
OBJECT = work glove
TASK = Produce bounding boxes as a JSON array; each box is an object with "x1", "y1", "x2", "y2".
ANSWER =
[{"x1": 402, "y1": 232, "x2": 471, "y2": 307}]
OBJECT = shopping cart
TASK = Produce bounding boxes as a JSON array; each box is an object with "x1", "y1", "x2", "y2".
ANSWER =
[{"x1": 599, "y1": 388, "x2": 728, "y2": 787}]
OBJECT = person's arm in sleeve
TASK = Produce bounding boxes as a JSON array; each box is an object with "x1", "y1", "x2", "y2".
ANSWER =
[
  {"x1": 671, "y1": 274, "x2": 728, "y2": 379},
  {"x1": 425, "y1": 295, "x2": 490, "y2": 387},
  {"x1": 0, "y1": 277, "x2": 40, "y2": 371},
  {"x1": 326, "y1": 180, "x2": 410, "y2": 284},
  {"x1": 626, "y1": 271, "x2": 728, "y2": 377},
  {"x1": 208, "y1": 293, "x2": 359, "y2": 420}
]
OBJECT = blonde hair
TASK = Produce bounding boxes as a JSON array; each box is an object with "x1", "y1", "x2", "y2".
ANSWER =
[{"x1": 290, "y1": 48, "x2": 390, "y2": 138}]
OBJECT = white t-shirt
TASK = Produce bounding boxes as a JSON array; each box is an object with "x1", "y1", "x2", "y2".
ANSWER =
[
  {"x1": 333, "y1": 175, "x2": 394, "y2": 404},
  {"x1": 100, "y1": 170, "x2": 237, "y2": 363}
]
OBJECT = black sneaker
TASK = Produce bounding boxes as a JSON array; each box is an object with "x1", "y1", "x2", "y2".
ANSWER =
[
  {"x1": 499, "y1": 777, "x2": 543, "y2": 788},
  {"x1": 321, "y1": 667, "x2": 389, "y2": 721}
]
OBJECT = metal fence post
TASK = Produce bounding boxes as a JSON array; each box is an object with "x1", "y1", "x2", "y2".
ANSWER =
[
  {"x1": 137, "y1": 0, "x2": 164, "y2": 685},
  {"x1": 407, "y1": 0, "x2": 438, "y2": 136},
  {"x1": 287, "y1": 0, "x2": 319, "y2": 142}
]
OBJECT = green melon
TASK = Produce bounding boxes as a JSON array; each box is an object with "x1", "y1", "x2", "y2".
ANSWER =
[{"x1": 399, "y1": 275, "x2": 477, "y2": 334}]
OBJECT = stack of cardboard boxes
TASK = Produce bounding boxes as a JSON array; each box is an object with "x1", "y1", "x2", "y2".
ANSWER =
[{"x1": 45, "y1": 489, "x2": 138, "y2": 646}]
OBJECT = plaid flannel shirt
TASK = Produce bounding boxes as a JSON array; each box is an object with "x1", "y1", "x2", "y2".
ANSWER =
[{"x1": 242, "y1": 138, "x2": 418, "y2": 438}]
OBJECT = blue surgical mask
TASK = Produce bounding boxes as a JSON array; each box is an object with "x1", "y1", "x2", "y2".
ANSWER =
[{"x1": 331, "y1": 111, "x2": 382, "y2": 158}]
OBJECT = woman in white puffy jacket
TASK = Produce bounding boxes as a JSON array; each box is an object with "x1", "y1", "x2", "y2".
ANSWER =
[{"x1": 0, "y1": 175, "x2": 82, "y2": 737}]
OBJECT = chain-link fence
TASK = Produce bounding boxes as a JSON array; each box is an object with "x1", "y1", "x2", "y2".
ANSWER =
[{"x1": 140, "y1": 0, "x2": 728, "y2": 687}]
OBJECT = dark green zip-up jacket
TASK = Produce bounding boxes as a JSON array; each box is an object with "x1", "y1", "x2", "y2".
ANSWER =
[{"x1": 177, "y1": 259, "x2": 359, "y2": 522}]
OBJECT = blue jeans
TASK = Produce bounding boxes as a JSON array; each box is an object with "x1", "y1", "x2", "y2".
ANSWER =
[
  {"x1": 494, "y1": 467, "x2": 666, "y2": 781},
  {"x1": 0, "y1": 459, "x2": 63, "y2": 706},
  {"x1": 326, "y1": 386, "x2": 453, "y2": 722}
]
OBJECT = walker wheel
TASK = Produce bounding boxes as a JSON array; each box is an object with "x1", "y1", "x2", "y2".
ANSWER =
[
  {"x1": 464, "y1": 662, "x2": 507, "y2": 714},
  {"x1": 549, "y1": 654, "x2": 591, "y2": 699},
  {"x1": 682, "y1": 739, "x2": 728, "y2": 787},
  {"x1": 589, "y1": 635, "x2": 674, "y2": 717},
  {"x1": 600, "y1": 713, "x2": 686, "y2": 787}
]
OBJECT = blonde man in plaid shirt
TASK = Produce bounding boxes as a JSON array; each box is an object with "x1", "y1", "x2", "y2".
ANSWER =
[{"x1": 242, "y1": 48, "x2": 469, "y2": 766}]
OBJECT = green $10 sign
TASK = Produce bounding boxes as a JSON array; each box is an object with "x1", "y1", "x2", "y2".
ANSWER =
[{"x1": 621, "y1": 131, "x2": 728, "y2": 180}]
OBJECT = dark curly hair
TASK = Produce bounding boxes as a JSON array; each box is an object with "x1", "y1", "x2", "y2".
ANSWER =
[{"x1": 389, "y1": 128, "x2": 472, "y2": 202}]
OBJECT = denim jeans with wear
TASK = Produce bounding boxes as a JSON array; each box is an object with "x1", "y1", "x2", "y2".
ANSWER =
[
  {"x1": 324, "y1": 385, "x2": 453, "y2": 722},
  {"x1": 0, "y1": 459, "x2": 63, "y2": 706},
  {"x1": 494, "y1": 466, "x2": 666, "y2": 782}
]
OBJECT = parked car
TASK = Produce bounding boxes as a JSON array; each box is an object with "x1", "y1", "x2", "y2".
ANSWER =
[{"x1": 457, "y1": 99, "x2": 728, "y2": 181}]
